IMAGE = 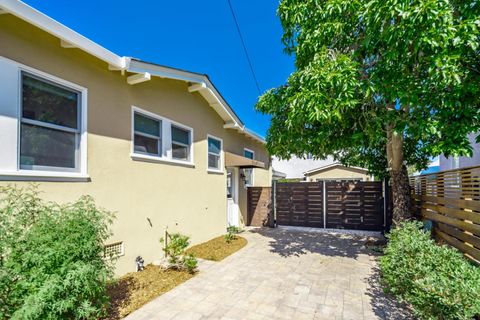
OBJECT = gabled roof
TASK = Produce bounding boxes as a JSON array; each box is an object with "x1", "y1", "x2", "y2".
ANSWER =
[
  {"x1": 0, "y1": 0, "x2": 265, "y2": 144},
  {"x1": 303, "y1": 163, "x2": 368, "y2": 176},
  {"x1": 272, "y1": 170, "x2": 287, "y2": 178}
]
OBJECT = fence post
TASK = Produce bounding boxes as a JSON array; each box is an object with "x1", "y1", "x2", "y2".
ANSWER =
[
  {"x1": 383, "y1": 179, "x2": 386, "y2": 228},
  {"x1": 323, "y1": 181, "x2": 327, "y2": 229},
  {"x1": 272, "y1": 180, "x2": 277, "y2": 227}
]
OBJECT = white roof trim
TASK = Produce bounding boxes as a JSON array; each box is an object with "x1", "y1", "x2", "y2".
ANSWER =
[
  {"x1": 0, "y1": 0, "x2": 126, "y2": 69},
  {"x1": 0, "y1": 0, "x2": 266, "y2": 144},
  {"x1": 273, "y1": 170, "x2": 287, "y2": 178},
  {"x1": 128, "y1": 59, "x2": 205, "y2": 84},
  {"x1": 304, "y1": 163, "x2": 368, "y2": 175}
]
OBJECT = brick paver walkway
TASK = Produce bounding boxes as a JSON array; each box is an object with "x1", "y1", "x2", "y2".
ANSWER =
[{"x1": 125, "y1": 227, "x2": 412, "y2": 320}]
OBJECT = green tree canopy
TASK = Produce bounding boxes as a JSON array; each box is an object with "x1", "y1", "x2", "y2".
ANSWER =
[
  {"x1": 257, "y1": 0, "x2": 480, "y2": 179},
  {"x1": 257, "y1": 0, "x2": 480, "y2": 220}
]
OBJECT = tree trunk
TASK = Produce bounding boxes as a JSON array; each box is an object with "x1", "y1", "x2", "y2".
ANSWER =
[{"x1": 386, "y1": 125, "x2": 412, "y2": 224}]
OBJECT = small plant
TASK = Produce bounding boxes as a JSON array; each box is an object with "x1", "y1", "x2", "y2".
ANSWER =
[
  {"x1": 227, "y1": 225, "x2": 241, "y2": 234},
  {"x1": 160, "y1": 233, "x2": 198, "y2": 273},
  {"x1": 380, "y1": 221, "x2": 480, "y2": 320},
  {"x1": 224, "y1": 232, "x2": 236, "y2": 243},
  {"x1": 182, "y1": 253, "x2": 198, "y2": 273},
  {"x1": 224, "y1": 226, "x2": 241, "y2": 243}
]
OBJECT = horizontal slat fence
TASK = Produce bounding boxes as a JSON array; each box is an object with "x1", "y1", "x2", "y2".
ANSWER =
[
  {"x1": 326, "y1": 181, "x2": 385, "y2": 231},
  {"x1": 272, "y1": 181, "x2": 386, "y2": 230},
  {"x1": 410, "y1": 165, "x2": 480, "y2": 264},
  {"x1": 247, "y1": 187, "x2": 272, "y2": 227},
  {"x1": 276, "y1": 182, "x2": 324, "y2": 228}
]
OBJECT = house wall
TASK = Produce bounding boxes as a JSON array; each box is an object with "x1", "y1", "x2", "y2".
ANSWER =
[
  {"x1": 439, "y1": 133, "x2": 480, "y2": 171},
  {"x1": 0, "y1": 15, "x2": 271, "y2": 276},
  {"x1": 305, "y1": 167, "x2": 371, "y2": 182},
  {"x1": 272, "y1": 156, "x2": 335, "y2": 179}
]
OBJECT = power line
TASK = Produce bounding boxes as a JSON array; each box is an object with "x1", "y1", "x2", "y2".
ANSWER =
[{"x1": 226, "y1": 0, "x2": 262, "y2": 95}]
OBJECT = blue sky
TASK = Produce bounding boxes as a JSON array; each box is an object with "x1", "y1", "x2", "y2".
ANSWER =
[{"x1": 23, "y1": 0, "x2": 295, "y2": 137}]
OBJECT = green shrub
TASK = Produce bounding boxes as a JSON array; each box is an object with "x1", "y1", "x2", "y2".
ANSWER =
[
  {"x1": 380, "y1": 221, "x2": 480, "y2": 320},
  {"x1": 160, "y1": 233, "x2": 198, "y2": 273},
  {"x1": 182, "y1": 253, "x2": 198, "y2": 273},
  {"x1": 0, "y1": 185, "x2": 114, "y2": 319},
  {"x1": 225, "y1": 226, "x2": 240, "y2": 243}
]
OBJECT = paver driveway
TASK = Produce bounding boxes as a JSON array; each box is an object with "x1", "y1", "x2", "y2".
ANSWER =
[{"x1": 126, "y1": 227, "x2": 412, "y2": 320}]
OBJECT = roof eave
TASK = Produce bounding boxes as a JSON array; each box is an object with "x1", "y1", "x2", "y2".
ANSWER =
[
  {"x1": 0, "y1": 0, "x2": 126, "y2": 69},
  {"x1": 0, "y1": 0, "x2": 266, "y2": 144}
]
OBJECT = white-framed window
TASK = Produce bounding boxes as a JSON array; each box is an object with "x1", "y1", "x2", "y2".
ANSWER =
[
  {"x1": 0, "y1": 56, "x2": 88, "y2": 180},
  {"x1": 243, "y1": 148, "x2": 255, "y2": 187},
  {"x1": 130, "y1": 106, "x2": 194, "y2": 166},
  {"x1": 207, "y1": 134, "x2": 223, "y2": 172},
  {"x1": 244, "y1": 148, "x2": 254, "y2": 160},
  {"x1": 133, "y1": 112, "x2": 162, "y2": 157},
  {"x1": 171, "y1": 124, "x2": 191, "y2": 161}
]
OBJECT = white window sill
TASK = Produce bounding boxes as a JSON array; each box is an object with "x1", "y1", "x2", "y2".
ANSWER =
[
  {"x1": 130, "y1": 153, "x2": 195, "y2": 168},
  {"x1": 0, "y1": 171, "x2": 90, "y2": 182},
  {"x1": 207, "y1": 168, "x2": 224, "y2": 174}
]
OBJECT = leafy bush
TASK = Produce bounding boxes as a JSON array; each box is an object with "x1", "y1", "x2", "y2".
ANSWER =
[
  {"x1": 160, "y1": 233, "x2": 197, "y2": 273},
  {"x1": 0, "y1": 185, "x2": 114, "y2": 319},
  {"x1": 182, "y1": 254, "x2": 198, "y2": 273},
  {"x1": 380, "y1": 221, "x2": 480, "y2": 320}
]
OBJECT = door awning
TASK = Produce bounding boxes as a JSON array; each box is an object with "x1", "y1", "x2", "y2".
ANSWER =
[{"x1": 225, "y1": 151, "x2": 265, "y2": 169}]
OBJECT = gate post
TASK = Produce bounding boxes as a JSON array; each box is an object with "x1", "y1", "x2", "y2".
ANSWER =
[
  {"x1": 323, "y1": 181, "x2": 327, "y2": 229},
  {"x1": 272, "y1": 180, "x2": 277, "y2": 228}
]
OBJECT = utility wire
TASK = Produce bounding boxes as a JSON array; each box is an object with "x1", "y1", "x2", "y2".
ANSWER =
[{"x1": 226, "y1": 0, "x2": 262, "y2": 95}]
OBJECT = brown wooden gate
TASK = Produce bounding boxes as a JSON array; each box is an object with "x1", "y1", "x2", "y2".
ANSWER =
[
  {"x1": 325, "y1": 181, "x2": 385, "y2": 231},
  {"x1": 276, "y1": 182, "x2": 324, "y2": 228},
  {"x1": 272, "y1": 181, "x2": 386, "y2": 231}
]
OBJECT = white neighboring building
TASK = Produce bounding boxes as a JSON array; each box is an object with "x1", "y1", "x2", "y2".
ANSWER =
[
  {"x1": 272, "y1": 155, "x2": 335, "y2": 179},
  {"x1": 439, "y1": 133, "x2": 480, "y2": 171}
]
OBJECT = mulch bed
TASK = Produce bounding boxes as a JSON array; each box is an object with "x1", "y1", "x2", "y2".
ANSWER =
[
  {"x1": 185, "y1": 235, "x2": 247, "y2": 261},
  {"x1": 105, "y1": 265, "x2": 195, "y2": 319}
]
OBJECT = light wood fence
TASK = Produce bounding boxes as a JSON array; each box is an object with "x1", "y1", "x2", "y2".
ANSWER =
[{"x1": 410, "y1": 165, "x2": 480, "y2": 264}]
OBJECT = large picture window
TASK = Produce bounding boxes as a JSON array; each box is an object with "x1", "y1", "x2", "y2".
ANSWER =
[
  {"x1": 207, "y1": 135, "x2": 222, "y2": 171},
  {"x1": 20, "y1": 72, "x2": 81, "y2": 172}
]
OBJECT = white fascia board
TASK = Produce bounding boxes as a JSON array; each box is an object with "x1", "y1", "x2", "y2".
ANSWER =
[
  {"x1": 129, "y1": 59, "x2": 245, "y2": 127},
  {"x1": 242, "y1": 127, "x2": 266, "y2": 144},
  {"x1": 303, "y1": 163, "x2": 368, "y2": 175},
  {"x1": 128, "y1": 59, "x2": 205, "y2": 84},
  {"x1": 223, "y1": 122, "x2": 240, "y2": 129},
  {"x1": 0, "y1": 0, "x2": 126, "y2": 69}
]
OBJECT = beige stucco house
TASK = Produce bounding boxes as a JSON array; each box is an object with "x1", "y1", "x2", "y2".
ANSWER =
[
  {"x1": 0, "y1": 1, "x2": 272, "y2": 275},
  {"x1": 304, "y1": 163, "x2": 371, "y2": 182}
]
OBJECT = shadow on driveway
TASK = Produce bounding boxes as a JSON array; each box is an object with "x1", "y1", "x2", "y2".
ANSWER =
[
  {"x1": 249, "y1": 226, "x2": 382, "y2": 259},
  {"x1": 250, "y1": 227, "x2": 413, "y2": 319}
]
